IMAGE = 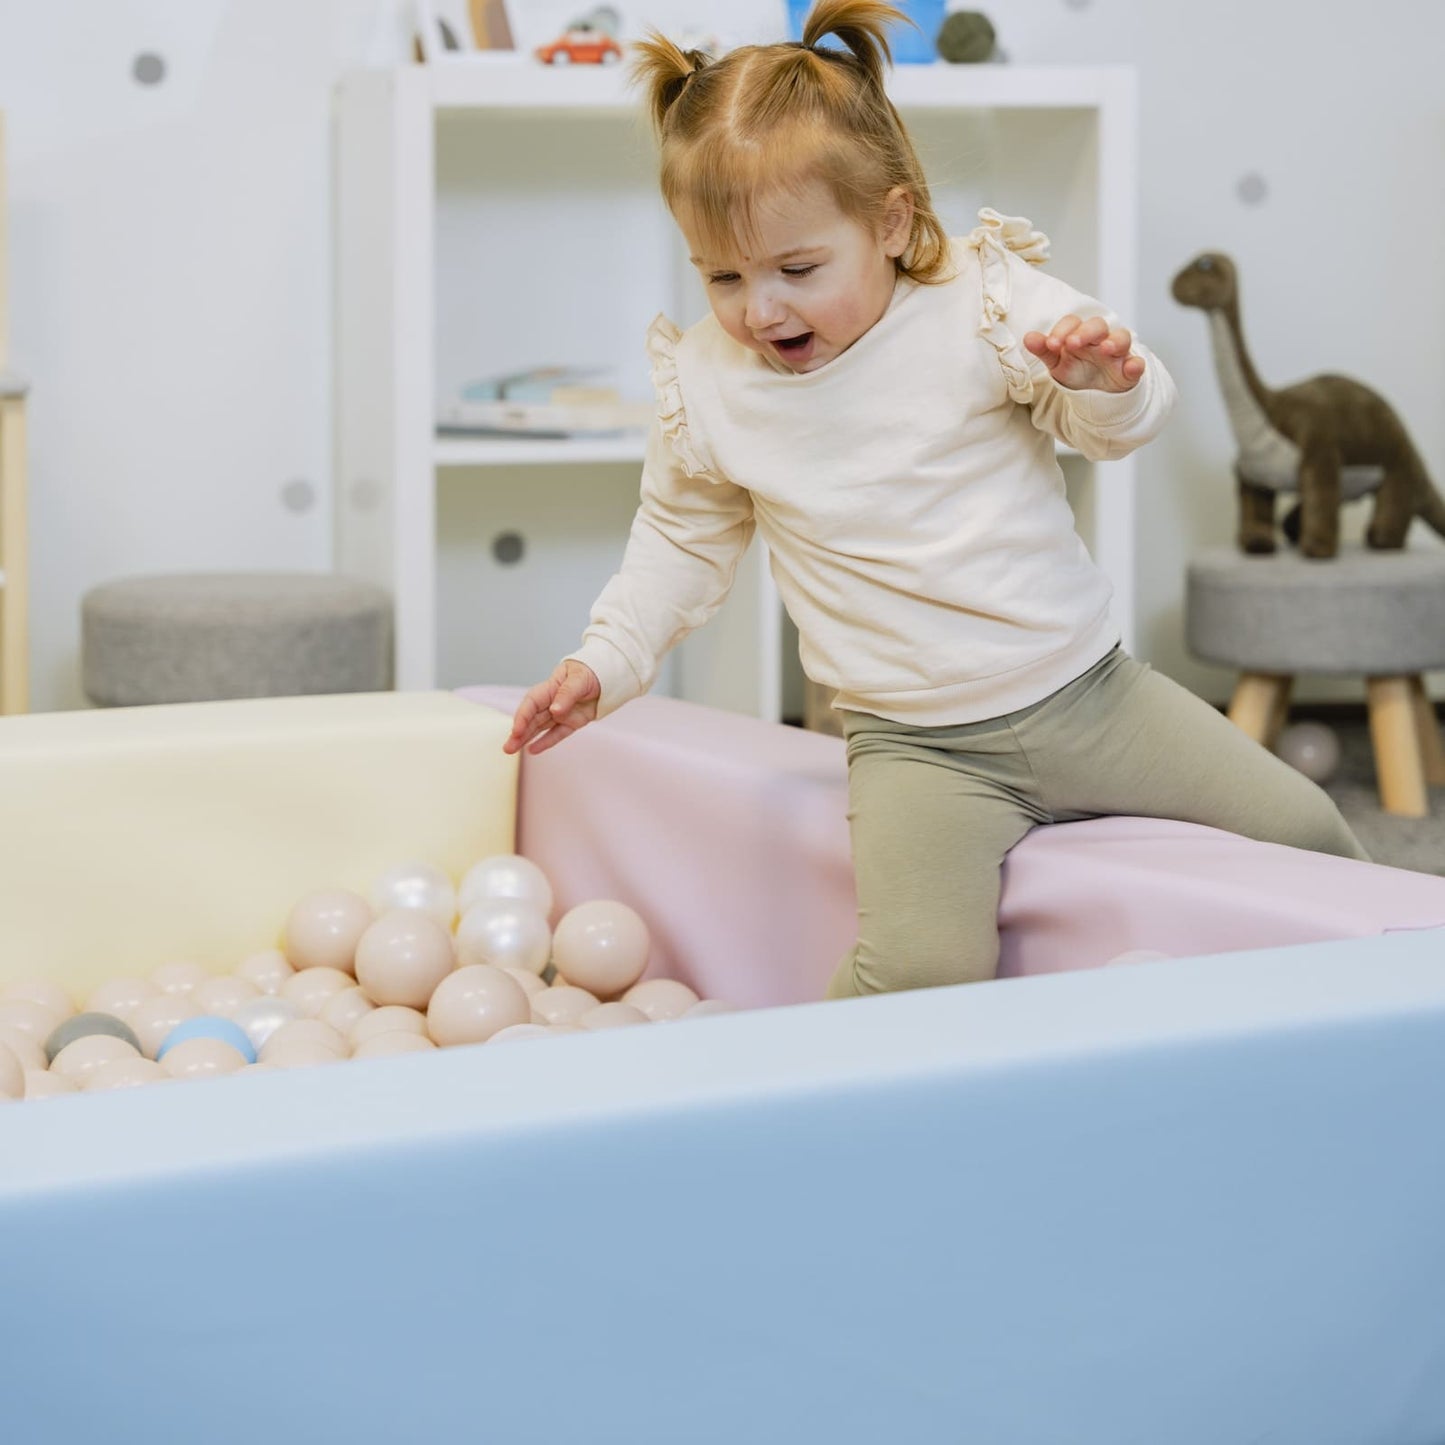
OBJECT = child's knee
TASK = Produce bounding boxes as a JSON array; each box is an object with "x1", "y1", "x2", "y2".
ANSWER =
[{"x1": 828, "y1": 932, "x2": 999, "y2": 998}]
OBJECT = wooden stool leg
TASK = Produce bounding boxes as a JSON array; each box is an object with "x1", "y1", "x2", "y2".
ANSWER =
[
  {"x1": 1227, "y1": 672, "x2": 1291, "y2": 745},
  {"x1": 1367, "y1": 675, "x2": 1429, "y2": 818},
  {"x1": 1264, "y1": 675, "x2": 1294, "y2": 751},
  {"x1": 1407, "y1": 675, "x2": 1445, "y2": 787}
]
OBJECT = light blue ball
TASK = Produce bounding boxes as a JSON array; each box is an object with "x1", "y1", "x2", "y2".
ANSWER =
[{"x1": 156, "y1": 1014, "x2": 257, "y2": 1065}]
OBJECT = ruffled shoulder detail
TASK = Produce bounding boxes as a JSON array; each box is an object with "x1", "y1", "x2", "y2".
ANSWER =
[
  {"x1": 646, "y1": 314, "x2": 721, "y2": 482},
  {"x1": 962, "y1": 208, "x2": 1052, "y2": 404}
]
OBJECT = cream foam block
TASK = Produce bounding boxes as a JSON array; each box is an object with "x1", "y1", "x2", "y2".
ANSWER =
[{"x1": 0, "y1": 691, "x2": 514, "y2": 995}]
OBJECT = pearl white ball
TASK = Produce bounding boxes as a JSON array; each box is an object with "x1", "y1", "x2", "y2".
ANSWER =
[
  {"x1": 369, "y1": 861, "x2": 458, "y2": 929},
  {"x1": 458, "y1": 854, "x2": 554, "y2": 918},
  {"x1": 455, "y1": 899, "x2": 552, "y2": 976}
]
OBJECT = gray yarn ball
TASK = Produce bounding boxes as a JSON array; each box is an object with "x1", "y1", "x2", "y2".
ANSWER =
[{"x1": 937, "y1": 11, "x2": 998, "y2": 63}]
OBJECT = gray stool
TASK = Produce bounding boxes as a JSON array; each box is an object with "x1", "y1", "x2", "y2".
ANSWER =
[
  {"x1": 1186, "y1": 545, "x2": 1445, "y2": 818},
  {"x1": 82, "y1": 572, "x2": 393, "y2": 707}
]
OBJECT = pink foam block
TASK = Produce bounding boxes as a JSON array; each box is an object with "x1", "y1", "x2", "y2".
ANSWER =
[{"x1": 462, "y1": 687, "x2": 1445, "y2": 1007}]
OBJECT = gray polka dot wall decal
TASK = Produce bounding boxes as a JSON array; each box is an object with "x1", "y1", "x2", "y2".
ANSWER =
[
  {"x1": 280, "y1": 478, "x2": 316, "y2": 513},
  {"x1": 348, "y1": 478, "x2": 381, "y2": 512},
  {"x1": 492, "y1": 531, "x2": 525, "y2": 565},
  {"x1": 132, "y1": 53, "x2": 166, "y2": 86},
  {"x1": 1236, "y1": 172, "x2": 1268, "y2": 206}
]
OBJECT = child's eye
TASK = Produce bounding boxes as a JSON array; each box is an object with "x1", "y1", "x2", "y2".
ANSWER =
[
  {"x1": 782, "y1": 265, "x2": 818, "y2": 278},
  {"x1": 707, "y1": 272, "x2": 740, "y2": 286}
]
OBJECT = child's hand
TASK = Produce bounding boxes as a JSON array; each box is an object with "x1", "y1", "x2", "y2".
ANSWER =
[
  {"x1": 1023, "y1": 314, "x2": 1145, "y2": 393},
  {"x1": 503, "y1": 660, "x2": 601, "y2": 756}
]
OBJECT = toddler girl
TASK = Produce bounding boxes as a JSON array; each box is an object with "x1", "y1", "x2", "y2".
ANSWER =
[{"x1": 505, "y1": 0, "x2": 1368, "y2": 998}]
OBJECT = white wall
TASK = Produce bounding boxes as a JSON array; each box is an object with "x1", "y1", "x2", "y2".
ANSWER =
[{"x1": 2, "y1": 0, "x2": 1441, "y2": 710}]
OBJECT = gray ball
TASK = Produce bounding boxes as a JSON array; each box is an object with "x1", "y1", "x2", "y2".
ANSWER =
[
  {"x1": 937, "y1": 11, "x2": 997, "y2": 64},
  {"x1": 44, "y1": 1011, "x2": 143, "y2": 1065}
]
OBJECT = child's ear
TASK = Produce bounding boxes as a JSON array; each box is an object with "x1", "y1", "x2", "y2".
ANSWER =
[{"x1": 881, "y1": 187, "x2": 915, "y2": 258}]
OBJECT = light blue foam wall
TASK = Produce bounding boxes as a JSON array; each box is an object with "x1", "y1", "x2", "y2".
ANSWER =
[{"x1": 2, "y1": 930, "x2": 1443, "y2": 1444}]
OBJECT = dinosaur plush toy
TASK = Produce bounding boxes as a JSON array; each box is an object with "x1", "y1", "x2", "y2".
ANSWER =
[{"x1": 1172, "y1": 252, "x2": 1445, "y2": 558}]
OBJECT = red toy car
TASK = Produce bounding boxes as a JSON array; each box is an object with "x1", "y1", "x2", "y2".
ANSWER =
[{"x1": 535, "y1": 28, "x2": 624, "y2": 65}]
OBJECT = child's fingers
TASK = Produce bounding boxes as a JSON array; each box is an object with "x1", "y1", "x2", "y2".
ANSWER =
[{"x1": 1046, "y1": 314, "x2": 1083, "y2": 348}]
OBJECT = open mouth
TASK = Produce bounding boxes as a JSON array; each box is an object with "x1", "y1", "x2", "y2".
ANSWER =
[{"x1": 770, "y1": 332, "x2": 816, "y2": 365}]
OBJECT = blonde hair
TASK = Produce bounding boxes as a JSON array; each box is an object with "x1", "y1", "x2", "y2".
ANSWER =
[{"x1": 631, "y1": 0, "x2": 952, "y2": 284}]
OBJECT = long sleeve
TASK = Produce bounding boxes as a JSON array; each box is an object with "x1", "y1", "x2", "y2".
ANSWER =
[
  {"x1": 969, "y1": 209, "x2": 1177, "y2": 463},
  {"x1": 566, "y1": 411, "x2": 756, "y2": 719}
]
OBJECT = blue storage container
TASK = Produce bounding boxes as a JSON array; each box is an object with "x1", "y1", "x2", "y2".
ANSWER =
[{"x1": 785, "y1": 0, "x2": 946, "y2": 63}]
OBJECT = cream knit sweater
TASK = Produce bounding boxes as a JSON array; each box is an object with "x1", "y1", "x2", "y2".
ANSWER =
[{"x1": 568, "y1": 210, "x2": 1177, "y2": 726}]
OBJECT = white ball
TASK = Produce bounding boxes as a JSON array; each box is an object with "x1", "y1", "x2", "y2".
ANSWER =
[
  {"x1": 455, "y1": 899, "x2": 552, "y2": 976},
  {"x1": 551, "y1": 900, "x2": 650, "y2": 1000},
  {"x1": 623, "y1": 978, "x2": 698, "y2": 1022},
  {"x1": 1275, "y1": 721, "x2": 1341, "y2": 784},
  {"x1": 458, "y1": 854, "x2": 554, "y2": 918},
  {"x1": 230, "y1": 996, "x2": 304, "y2": 1052},
  {"x1": 369, "y1": 861, "x2": 458, "y2": 929}
]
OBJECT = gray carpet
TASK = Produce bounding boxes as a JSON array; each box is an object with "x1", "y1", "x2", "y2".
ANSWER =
[{"x1": 1317, "y1": 716, "x2": 1445, "y2": 876}]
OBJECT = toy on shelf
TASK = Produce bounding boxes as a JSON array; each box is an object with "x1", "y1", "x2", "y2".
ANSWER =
[
  {"x1": 1172, "y1": 252, "x2": 1445, "y2": 559},
  {"x1": 937, "y1": 11, "x2": 1000, "y2": 63},
  {"x1": 535, "y1": 25, "x2": 624, "y2": 65},
  {"x1": 438, "y1": 365, "x2": 649, "y2": 439}
]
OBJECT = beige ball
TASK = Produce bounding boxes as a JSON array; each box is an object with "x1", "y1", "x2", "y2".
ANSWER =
[
  {"x1": 24, "y1": 1068, "x2": 78, "y2": 1099},
  {"x1": 150, "y1": 961, "x2": 212, "y2": 997},
  {"x1": 0, "y1": 1025, "x2": 46, "y2": 1074},
  {"x1": 318, "y1": 987, "x2": 375, "y2": 1038},
  {"x1": 623, "y1": 978, "x2": 699, "y2": 1022},
  {"x1": 352, "y1": 1031, "x2": 438, "y2": 1060},
  {"x1": 262, "y1": 1039, "x2": 344, "y2": 1071},
  {"x1": 578, "y1": 1002, "x2": 648, "y2": 1031},
  {"x1": 129, "y1": 996, "x2": 202, "y2": 1060},
  {"x1": 192, "y1": 975, "x2": 261, "y2": 1017},
  {"x1": 0, "y1": 1040, "x2": 23, "y2": 1099},
  {"x1": 684, "y1": 999, "x2": 737, "y2": 1019},
  {"x1": 161, "y1": 1038, "x2": 249, "y2": 1080},
  {"x1": 234, "y1": 949, "x2": 295, "y2": 995},
  {"x1": 0, "y1": 999, "x2": 63, "y2": 1041},
  {"x1": 551, "y1": 900, "x2": 650, "y2": 1000},
  {"x1": 283, "y1": 888, "x2": 374, "y2": 974},
  {"x1": 1, "y1": 978, "x2": 75, "y2": 1019},
  {"x1": 427, "y1": 965, "x2": 529, "y2": 1047},
  {"x1": 52, "y1": 1035, "x2": 140, "y2": 1082},
  {"x1": 85, "y1": 1057, "x2": 170, "y2": 1091},
  {"x1": 502, "y1": 968, "x2": 547, "y2": 999},
  {"x1": 85, "y1": 976, "x2": 158, "y2": 1022},
  {"x1": 354, "y1": 911, "x2": 455, "y2": 1009},
  {"x1": 350, "y1": 1005, "x2": 429, "y2": 1047},
  {"x1": 530, "y1": 985, "x2": 599, "y2": 1027},
  {"x1": 281, "y1": 966, "x2": 355, "y2": 1018},
  {"x1": 260, "y1": 1018, "x2": 349, "y2": 1063},
  {"x1": 488, "y1": 1023, "x2": 553, "y2": 1044}
]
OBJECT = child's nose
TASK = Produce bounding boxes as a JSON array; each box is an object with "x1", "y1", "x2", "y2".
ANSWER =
[{"x1": 744, "y1": 287, "x2": 785, "y2": 331}]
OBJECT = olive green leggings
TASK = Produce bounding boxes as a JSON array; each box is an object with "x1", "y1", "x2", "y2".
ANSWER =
[{"x1": 825, "y1": 646, "x2": 1370, "y2": 999}]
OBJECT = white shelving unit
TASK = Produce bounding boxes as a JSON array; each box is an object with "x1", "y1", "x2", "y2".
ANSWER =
[{"x1": 335, "y1": 60, "x2": 1138, "y2": 720}]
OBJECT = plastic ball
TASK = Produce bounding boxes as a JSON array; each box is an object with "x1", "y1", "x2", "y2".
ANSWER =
[
  {"x1": 354, "y1": 911, "x2": 455, "y2": 1009},
  {"x1": 1274, "y1": 721, "x2": 1341, "y2": 784},
  {"x1": 684, "y1": 999, "x2": 736, "y2": 1019},
  {"x1": 260, "y1": 1019, "x2": 349, "y2": 1064},
  {"x1": 369, "y1": 861, "x2": 457, "y2": 929},
  {"x1": 550, "y1": 900, "x2": 650, "y2": 1000},
  {"x1": 0, "y1": 1041, "x2": 22, "y2": 1099},
  {"x1": 350, "y1": 1006, "x2": 428, "y2": 1048},
  {"x1": 487, "y1": 1023, "x2": 553, "y2": 1044},
  {"x1": 0, "y1": 1025, "x2": 45, "y2": 1073},
  {"x1": 51, "y1": 1035, "x2": 140, "y2": 1082},
  {"x1": 150, "y1": 961, "x2": 212, "y2": 996},
  {"x1": 129, "y1": 996, "x2": 201, "y2": 1060},
  {"x1": 351, "y1": 1031, "x2": 437, "y2": 1061},
  {"x1": 24, "y1": 1068, "x2": 78, "y2": 1099},
  {"x1": 85, "y1": 976, "x2": 158, "y2": 1022},
  {"x1": 458, "y1": 854, "x2": 554, "y2": 918},
  {"x1": 230, "y1": 996, "x2": 303, "y2": 1052},
  {"x1": 0, "y1": 999, "x2": 64, "y2": 1042},
  {"x1": 1, "y1": 978, "x2": 74, "y2": 1019},
  {"x1": 578, "y1": 1002, "x2": 648, "y2": 1031},
  {"x1": 454, "y1": 899, "x2": 551, "y2": 976},
  {"x1": 191, "y1": 975, "x2": 261, "y2": 1017},
  {"x1": 281, "y1": 966, "x2": 355, "y2": 1018},
  {"x1": 427, "y1": 965, "x2": 529, "y2": 1047},
  {"x1": 44, "y1": 1011, "x2": 143, "y2": 1065},
  {"x1": 623, "y1": 978, "x2": 699, "y2": 1022},
  {"x1": 156, "y1": 1015, "x2": 258, "y2": 1065},
  {"x1": 234, "y1": 949, "x2": 294, "y2": 996},
  {"x1": 318, "y1": 986, "x2": 376, "y2": 1038},
  {"x1": 529, "y1": 985, "x2": 598, "y2": 1027},
  {"x1": 85, "y1": 1057, "x2": 170, "y2": 1091},
  {"x1": 283, "y1": 889, "x2": 374, "y2": 974},
  {"x1": 161, "y1": 1038, "x2": 249, "y2": 1080}
]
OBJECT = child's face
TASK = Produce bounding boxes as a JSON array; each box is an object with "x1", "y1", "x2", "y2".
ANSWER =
[{"x1": 682, "y1": 180, "x2": 912, "y2": 374}]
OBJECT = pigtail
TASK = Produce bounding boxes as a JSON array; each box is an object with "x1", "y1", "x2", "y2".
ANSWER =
[
  {"x1": 631, "y1": 31, "x2": 712, "y2": 135},
  {"x1": 800, "y1": 0, "x2": 909, "y2": 92}
]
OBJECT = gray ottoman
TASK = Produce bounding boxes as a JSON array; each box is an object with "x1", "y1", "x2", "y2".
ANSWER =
[
  {"x1": 82, "y1": 573, "x2": 393, "y2": 707},
  {"x1": 1186, "y1": 545, "x2": 1445, "y2": 817}
]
